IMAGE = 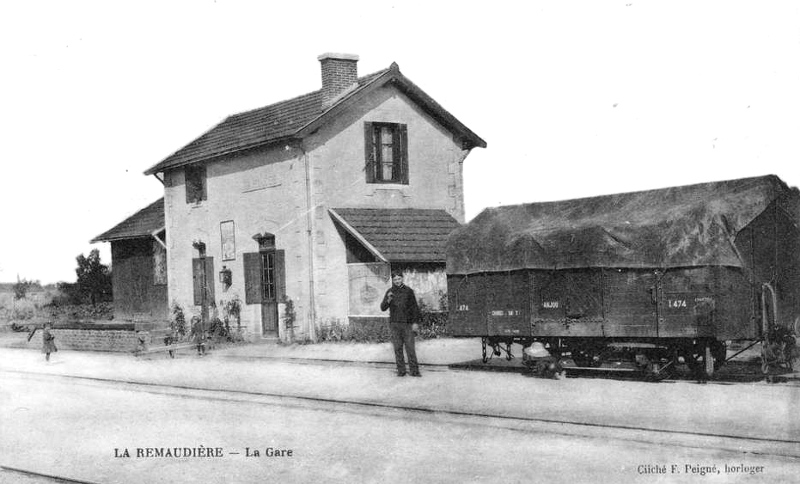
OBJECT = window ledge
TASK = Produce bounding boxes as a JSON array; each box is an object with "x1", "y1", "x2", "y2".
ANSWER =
[{"x1": 370, "y1": 183, "x2": 408, "y2": 189}]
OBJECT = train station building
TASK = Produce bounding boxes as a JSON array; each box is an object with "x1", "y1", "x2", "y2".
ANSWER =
[{"x1": 93, "y1": 53, "x2": 486, "y2": 341}]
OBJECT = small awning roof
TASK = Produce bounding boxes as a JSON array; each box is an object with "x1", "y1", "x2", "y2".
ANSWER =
[
  {"x1": 447, "y1": 175, "x2": 800, "y2": 274},
  {"x1": 330, "y1": 208, "x2": 461, "y2": 263},
  {"x1": 91, "y1": 198, "x2": 165, "y2": 243}
]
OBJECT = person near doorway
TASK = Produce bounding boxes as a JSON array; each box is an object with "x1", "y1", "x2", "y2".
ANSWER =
[{"x1": 380, "y1": 272, "x2": 422, "y2": 377}]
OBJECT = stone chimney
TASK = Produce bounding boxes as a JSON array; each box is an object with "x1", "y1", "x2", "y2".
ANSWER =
[{"x1": 318, "y1": 53, "x2": 359, "y2": 107}]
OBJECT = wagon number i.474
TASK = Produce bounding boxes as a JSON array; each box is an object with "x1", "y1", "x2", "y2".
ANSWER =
[{"x1": 667, "y1": 299, "x2": 687, "y2": 309}]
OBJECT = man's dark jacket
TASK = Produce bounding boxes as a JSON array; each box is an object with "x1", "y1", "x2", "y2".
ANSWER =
[{"x1": 380, "y1": 285, "x2": 420, "y2": 324}]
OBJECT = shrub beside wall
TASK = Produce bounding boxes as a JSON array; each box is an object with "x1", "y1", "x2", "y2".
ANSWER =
[{"x1": 321, "y1": 309, "x2": 448, "y2": 344}]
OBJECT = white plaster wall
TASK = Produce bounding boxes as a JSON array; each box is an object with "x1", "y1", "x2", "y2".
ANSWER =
[
  {"x1": 164, "y1": 146, "x2": 313, "y2": 340},
  {"x1": 303, "y1": 86, "x2": 469, "y2": 326}
]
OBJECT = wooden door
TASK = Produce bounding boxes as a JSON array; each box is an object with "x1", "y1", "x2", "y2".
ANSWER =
[
  {"x1": 260, "y1": 250, "x2": 278, "y2": 335},
  {"x1": 244, "y1": 249, "x2": 285, "y2": 337}
]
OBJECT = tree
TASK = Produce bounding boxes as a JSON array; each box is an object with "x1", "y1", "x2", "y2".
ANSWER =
[
  {"x1": 13, "y1": 277, "x2": 34, "y2": 300},
  {"x1": 75, "y1": 249, "x2": 112, "y2": 305}
]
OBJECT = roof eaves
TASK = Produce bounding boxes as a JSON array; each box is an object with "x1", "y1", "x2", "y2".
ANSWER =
[
  {"x1": 143, "y1": 135, "x2": 300, "y2": 175},
  {"x1": 296, "y1": 64, "x2": 486, "y2": 150},
  {"x1": 91, "y1": 229, "x2": 164, "y2": 244},
  {"x1": 328, "y1": 208, "x2": 388, "y2": 263},
  {"x1": 90, "y1": 199, "x2": 165, "y2": 243},
  {"x1": 389, "y1": 75, "x2": 486, "y2": 149}
]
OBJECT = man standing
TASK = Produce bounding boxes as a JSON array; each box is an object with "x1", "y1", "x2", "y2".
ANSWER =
[{"x1": 380, "y1": 272, "x2": 421, "y2": 377}]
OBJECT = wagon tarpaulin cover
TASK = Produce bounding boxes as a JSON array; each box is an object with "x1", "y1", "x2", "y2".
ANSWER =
[{"x1": 447, "y1": 175, "x2": 800, "y2": 274}]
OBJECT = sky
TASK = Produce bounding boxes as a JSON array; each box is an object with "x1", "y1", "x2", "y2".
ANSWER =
[{"x1": 1, "y1": 0, "x2": 799, "y2": 284}]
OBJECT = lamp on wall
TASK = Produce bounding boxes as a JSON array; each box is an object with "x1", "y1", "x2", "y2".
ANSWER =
[
  {"x1": 219, "y1": 266, "x2": 232, "y2": 289},
  {"x1": 252, "y1": 232, "x2": 276, "y2": 252}
]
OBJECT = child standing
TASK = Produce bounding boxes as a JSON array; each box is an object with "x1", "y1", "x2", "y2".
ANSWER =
[
  {"x1": 42, "y1": 322, "x2": 57, "y2": 362},
  {"x1": 190, "y1": 316, "x2": 207, "y2": 357}
]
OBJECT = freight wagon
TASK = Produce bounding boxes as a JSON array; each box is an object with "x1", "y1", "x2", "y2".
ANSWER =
[{"x1": 446, "y1": 175, "x2": 799, "y2": 378}]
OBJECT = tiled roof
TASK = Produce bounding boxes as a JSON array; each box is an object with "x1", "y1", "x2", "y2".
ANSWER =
[
  {"x1": 330, "y1": 208, "x2": 461, "y2": 262},
  {"x1": 91, "y1": 198, "x2": 165, "y2": 242},
  {"x1": 145, "y1": 63, "x2": 486, "y2": 175},
  {"x1": 144, "y1": 69, "x2": 389, "y2": 175}
]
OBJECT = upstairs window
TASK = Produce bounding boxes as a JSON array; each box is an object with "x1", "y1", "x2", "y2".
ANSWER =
[
  {"x1": 364, "y1": 122, "x2": 408, "y2": 184},
  {"x1": 185, "y1": 165, "x2": 207, "y2": 204}
]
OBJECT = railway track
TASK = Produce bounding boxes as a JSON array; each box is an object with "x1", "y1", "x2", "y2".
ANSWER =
[
  {"x1": 213, "y1": 353, "x2": 798, "y2": 385},
  {"x1": 0, "y1": 465, "x2": 101, "y2": 484},
  {"x1": 3, "y1": 368, "x2": 800, "y2": 462}
]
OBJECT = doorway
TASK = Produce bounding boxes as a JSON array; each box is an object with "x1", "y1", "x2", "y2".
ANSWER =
[{"x1": 260, "y1": 250, "x2": 278, "y2": 336}]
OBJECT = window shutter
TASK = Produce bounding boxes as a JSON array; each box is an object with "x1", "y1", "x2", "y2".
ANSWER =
[
  {"x1": 244, "y1": 252, "x2": 262, "y2": 304},
  {"x1": 192, "y1": 258, "x2": 204, "y2": 305},
  {"x1": 275, "y1": 250, "x2": 286, "y2": 302},
  {"x1": 204, "y1": 256, "x2": 215, "y2": 304},
  {"x1": 399, "y1": 124, "x2": 408, "y2": 184},
  {"x1": 364, "y1": 122, "x2": 375, "y2": 183},
  {"x1": 185, "y1": 168, "x2": 195, "y2": 204}
]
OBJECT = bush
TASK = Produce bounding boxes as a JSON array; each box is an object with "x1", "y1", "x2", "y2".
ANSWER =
[
  {"x1": 417, "y1": 310, "x2": 448, "y2": 339},
  {"x1": 315, "y1": 311, "x2": 448, "y2": 344},
  {"x1": 44, "y1": 302, "x2": 114, "y2": 322},
  {"x1": 170, "y1": 302, "x2": 187, "y2": 339},
  {"x1": 417, "y1": 299, "x2": 448, "y2": 339},
  {"x1": 53, "y1": 282, "x2": 83, "y2": 306},
  {"x1": 317, "y1": 319, "x2": 392, "y2": 343}
]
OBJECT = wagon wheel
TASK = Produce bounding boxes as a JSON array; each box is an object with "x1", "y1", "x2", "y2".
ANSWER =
[{"x1": 684, "y1": 342, "x2": 718, "y2": 379}]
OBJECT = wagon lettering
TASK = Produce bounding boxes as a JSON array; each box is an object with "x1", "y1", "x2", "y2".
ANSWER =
[
  {"x1": 491, "y1": 310, "x2": 505, "y2": 316},
  {"x1": 668, "y1": 299, "x2": 687, "y2": 308},
  {"x1": 457, "y1": 304, "x2": 469, "y2": 311},
  {"x1": 542, "y1": 301, "x2": 560, "y2": 309}
]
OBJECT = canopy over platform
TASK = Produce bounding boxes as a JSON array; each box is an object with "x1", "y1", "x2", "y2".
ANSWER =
[{"x1": 447, "y1": 175, "x2": 800, "y2": 274}]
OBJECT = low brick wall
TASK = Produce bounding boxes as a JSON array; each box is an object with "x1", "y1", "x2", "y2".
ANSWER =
[{"x1": 50, "y1": 329, "x2": 148, "y2": 352}]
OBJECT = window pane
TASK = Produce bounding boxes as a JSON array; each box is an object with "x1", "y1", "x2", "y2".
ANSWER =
[
  {"x1": 381, "y1": 163, "x2": 393, "y2": 180},
  {"x1": 261, "y1": 252, "x2": 276, "y2": 300},
  {"x1": 380, "y1": 127, "x2": 393, "y2": 144},
  {"x1": 381, "y1": 144, "x2": 393, "y2": 162}
]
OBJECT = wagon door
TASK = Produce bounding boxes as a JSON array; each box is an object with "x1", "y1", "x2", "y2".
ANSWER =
[
  {"x1": 448, "y1": 274, "x2": 488, "y2": 337},
  {"x1": 532, "y1": 270, "x2": 603, "y2": 337},
  {"x1": 658, "y1": 268, "x2": 715, "y2": 338},
  {"x1": 603, "y1": 269, "x2": 659, "y2": 337},
  {"x1": 486, "y1": 271, "x2": 529, "y2": 337}
]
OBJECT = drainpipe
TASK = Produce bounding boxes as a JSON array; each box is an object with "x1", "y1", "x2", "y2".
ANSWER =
[
  {"x1": 302, "y1": 146, "x2": 317, "y2": 341},
  {"x1": 453, "y1": 148, "x2": 471, "y2": 224}
]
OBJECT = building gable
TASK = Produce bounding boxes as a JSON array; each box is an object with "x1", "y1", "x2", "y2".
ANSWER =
[{"x1": 144, "y1": 59, "x2": 485, "y2": 176}]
